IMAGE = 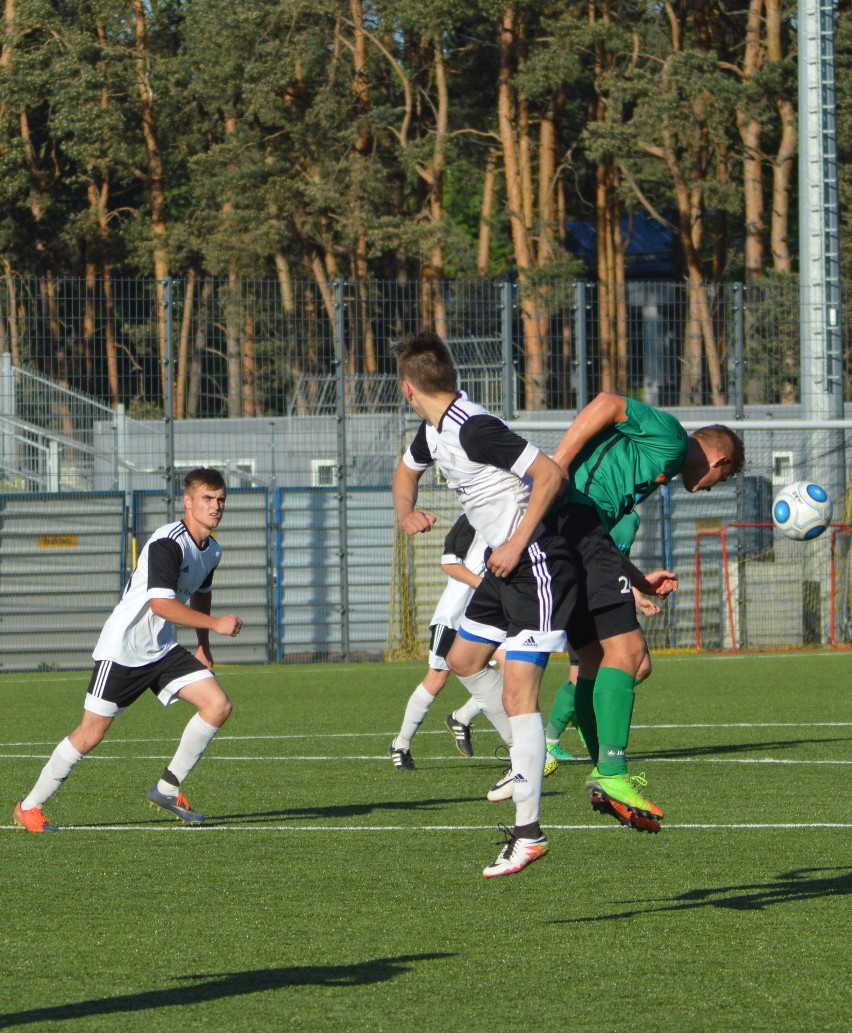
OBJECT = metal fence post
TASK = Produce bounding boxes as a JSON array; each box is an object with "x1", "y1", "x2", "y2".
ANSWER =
[
  {"x1": 162, "y1": 277, "x2": 175, "y2": 520},
  {"x1": 574, "y1": 282, "x2": 588, "y2": 410},
  {"x1": 334, "y1": 279, "x2": 351, "y2": 660},
  {"x1": 500, "y1": 280, "x2": 514, "y2": 420}
]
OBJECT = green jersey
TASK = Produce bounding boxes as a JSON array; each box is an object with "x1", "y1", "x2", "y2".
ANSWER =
[
  {"x1": 609, "y1": 509, "x2": 641, "y2": 556},
  {"x1": 557, "y1": 396, "x2": 688, "y2": 532}
]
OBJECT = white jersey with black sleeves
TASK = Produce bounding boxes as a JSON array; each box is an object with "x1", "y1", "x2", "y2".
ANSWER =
[
  {"x1": 93, "y1": 520, "x2": 222, "y2": 667},
  {"x1": 402, "y1": 393, "x2": 541, "y2": 549}
]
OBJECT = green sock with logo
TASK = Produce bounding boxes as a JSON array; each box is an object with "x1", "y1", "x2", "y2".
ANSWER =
[{"x1": 593, "y1": 667, "x2": 635, "y2": 776}]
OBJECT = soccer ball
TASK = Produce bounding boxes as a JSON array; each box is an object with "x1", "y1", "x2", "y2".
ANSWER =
[{"x1": 771, "y1": 481, "x2": 833, "y2": 541}]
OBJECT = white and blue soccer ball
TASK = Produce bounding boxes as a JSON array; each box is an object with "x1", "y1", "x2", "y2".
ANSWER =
[{"x1": 772, "y1": 481, "x2": 833, "y2": 541}]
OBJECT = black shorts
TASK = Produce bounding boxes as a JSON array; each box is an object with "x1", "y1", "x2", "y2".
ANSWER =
[
  {"x1": 427, "y1": 623, "x2": 457, "y2": 670},
  {"x1": 85, "y1": 647, "x2": 212, "y2": 718},
  {"x1": 460, "y1": 532, "x2": 575, "y2": 655},
  {"x1": 552, "y1": 504, "x2": 640, "y2": 651}
]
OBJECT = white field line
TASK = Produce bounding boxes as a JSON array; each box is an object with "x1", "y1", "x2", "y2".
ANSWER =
[
  {"x1": 0, "y1": 649, "x2": 848, "y2": 687},
  {"x1": 1, "y1": 754, "x2": 850, "y2": 765},
  {"x1": 1, "y1": 721, "x2": 850, "y2": 748},
  {"x1": 1, "y1": 821, "x2": 850, "y2": 833}
]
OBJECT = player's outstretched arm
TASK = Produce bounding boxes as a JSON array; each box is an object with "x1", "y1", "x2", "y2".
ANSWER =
[
  {"x1": 393, "y1": 460, "x2": 437, "y2": 535},
  {"x1": 441, "y1": 560, "x2": 483, "y2": 590},
  {"x1": 623, "y1": 559, "x2": 679, "y2": 598},
  {"x1": 552, "y1": 392, "x2": 628, "y2": 474}
]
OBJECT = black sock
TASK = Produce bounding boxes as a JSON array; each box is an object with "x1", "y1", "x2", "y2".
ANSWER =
[{"x1": 514, "y1": 821, "x2": 542, "y2": 839}]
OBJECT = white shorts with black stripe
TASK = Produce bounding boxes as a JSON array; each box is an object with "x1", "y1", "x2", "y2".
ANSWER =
[{"x1": 85, "y1": 647, "x2": 213, "y2": 718}]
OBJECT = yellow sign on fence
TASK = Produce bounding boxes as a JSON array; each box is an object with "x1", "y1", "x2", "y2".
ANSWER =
[{"x1": 38, "y1": 534, "x2": 79, "y2": 549}]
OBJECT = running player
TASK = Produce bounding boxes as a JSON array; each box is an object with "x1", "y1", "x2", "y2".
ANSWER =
[
  {"x1": 13, "y1": 468, "x2": 243, "y2": 832},
  {"x1": 393, "y1": 332, "x2": 574, "y2": 877}
]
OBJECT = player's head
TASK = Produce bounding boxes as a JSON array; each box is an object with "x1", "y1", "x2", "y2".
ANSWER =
[
  {"x1": 393, "y1": 332, "x2": 458, "y2": 398},
  {"x1": 182, "y1": 468, "x2": 227, "y2": 532},
  {"x1": 183, "y1": 467, "x2": 227, "y2": 495},
  {"x1": 681, "y1": 425, "x2": 745, "y2": 492}
]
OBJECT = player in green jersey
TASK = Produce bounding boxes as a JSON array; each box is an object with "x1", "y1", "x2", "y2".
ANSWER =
[
  {"x1": 550, "y1": 392, "x2": 744, "y2": 830},
  {"x1": 545, "y1": 509, "x2": 659, "y2": 761}
]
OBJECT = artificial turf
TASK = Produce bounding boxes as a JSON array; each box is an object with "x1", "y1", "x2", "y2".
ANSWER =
[{"x1": 1, "y1": 652, "x2": 849, "y2": 1032}]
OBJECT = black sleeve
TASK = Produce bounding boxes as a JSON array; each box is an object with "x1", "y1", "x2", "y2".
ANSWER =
[
  {"x1": 443, "y1": 514, "x2": 476, "y2": 558},
  {"x1": 407, "y1": 421, "x2": 432, "y2": 466},
  {"x1": 458, "y1": 414, "x2": 531, "y2": 470},
  {"x1": 147, "y1": 538, "x2": 183, "y2": 593}
]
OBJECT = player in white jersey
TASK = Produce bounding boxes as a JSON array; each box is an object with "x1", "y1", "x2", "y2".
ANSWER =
[
  {"x1": 389, "y1": 513, "x2": 487, "y2": 770},
  {"x1": 13, "y1": 468, "x2": 243, "y2": 833},
  {"x1": 392, "y1": 332, "x2": 576, "y2": 877}
]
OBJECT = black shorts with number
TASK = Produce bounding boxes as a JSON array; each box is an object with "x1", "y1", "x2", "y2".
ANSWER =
[{"x1": 550, "y1": 503, "x2": 639, "y2": 651}]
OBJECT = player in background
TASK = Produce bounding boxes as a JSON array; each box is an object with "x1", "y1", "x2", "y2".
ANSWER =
[
  {"x1": 389, "y1": 513, "x2": 486, "y2": 769},
  {"x1": 545, "y1": 509, "x2": 659, "y2": 761},
  {"x1": 393, "y1": 332, "x2": 574, "y2": 877},
  {"x1": 550, "y1": 393, "x2": 744, "y2": 831},
  {"x1": 13, "y1": 468, "x2": 243, "y2": 832}
]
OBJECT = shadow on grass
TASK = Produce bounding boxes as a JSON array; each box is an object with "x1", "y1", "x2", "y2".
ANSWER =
[
  {"x1": 0, "y1": 953, "x2": 454, "y2": 1027},
  {"x1": 631, "y1": 735, "x2": 851, "y2": 761},
  {"x1": 551, "y1": 866, "x2": 852, "y2": 923},
  {"x1": 73, "y1": 795, "x2": 493, "y2": 828}
]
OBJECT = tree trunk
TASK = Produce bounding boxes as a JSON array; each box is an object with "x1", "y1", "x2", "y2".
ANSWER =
[
  {"x1": 132, "y1": 0, "x2": 169, "y2": 399},
  {"x1": 766, "y1": 0, "x2": 794, "y2": 272},
  {"x1": 737, "y1": 0, "x2": 765, "y2": 283},
  {"x1": 175, "y1": 265, "x2": 196, "y2": 420}
]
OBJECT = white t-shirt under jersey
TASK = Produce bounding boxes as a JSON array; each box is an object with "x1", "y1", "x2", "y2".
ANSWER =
[{"x1": 93, "y1": 520, "x2": 222, "y2": 667}]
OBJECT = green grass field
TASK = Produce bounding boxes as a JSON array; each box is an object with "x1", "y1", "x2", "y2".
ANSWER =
[{"x1": 1, "y1": 653, "x2": 850, "y2": 1033}]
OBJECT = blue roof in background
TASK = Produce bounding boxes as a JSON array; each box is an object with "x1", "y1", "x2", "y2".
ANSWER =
[{"x1": 565, "y1": 213, "x2": 676, "y2": 278}]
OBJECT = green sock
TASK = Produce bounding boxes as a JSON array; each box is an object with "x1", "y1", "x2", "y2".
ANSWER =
[
  {"x1": 573, "y1": 676, "x2": 598, "y2": 764},
  {"x1": 594, "y1": 667, "x2": 636, "y2": 776},
  {"x1": 545, "y1": 679, "x2": 576, "y2": 740}
]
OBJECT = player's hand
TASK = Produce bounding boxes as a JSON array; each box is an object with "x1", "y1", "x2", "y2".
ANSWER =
[
  {"x1": 487, "y1": 540, "x2": 523, "y2": 578},
  {"x1": 213, "y1": 614, "x2": 244, "y2": 637},
  {"x1": 399, "y1": 510, "x2": 437, "y2": 535},
  {"x1": 634, "y1": 592, "x2": 661, "y2": 616},
  {"x1": 195, "y1": 643, "x2": 214, "y2": 669},
  {"x1": 643, "y1": 569, "x2": 679, "y2": 597}
]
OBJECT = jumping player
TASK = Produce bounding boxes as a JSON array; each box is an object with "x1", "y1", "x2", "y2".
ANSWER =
[{"x1": 393, "y1": 332, "x2": 574, "y2": 877}]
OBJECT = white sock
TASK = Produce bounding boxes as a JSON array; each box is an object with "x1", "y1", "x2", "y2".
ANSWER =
[
  {"x1": 157, "y1": 714, "x2": 220, "y2": 795},
  {"x1": 453, "y1": 696, "x2": 482, "y2": 727},
  {"x1": 393, "y1": 684, "x2": 434, "y2": 750},
  {"x1": 457, "y1": 666, "x2": 512, "y2": 746},
  {"x1": 21, "y1": 737, "x2": 84, "y2": 809},
  {"x1": 508, "y1": 712, "x2": 546, "y2": 828}
]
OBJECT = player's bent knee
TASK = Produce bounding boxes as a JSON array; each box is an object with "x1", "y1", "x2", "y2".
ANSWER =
[{"x1": 636, "y1": 654, "x2": 652, "y2": 684}]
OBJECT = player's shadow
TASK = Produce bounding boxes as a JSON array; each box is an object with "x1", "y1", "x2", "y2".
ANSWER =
[
  {"x1": 549, "y1": 866, "x2": 852, "y2": 924},
  {"x1": 214, "y1": 795, "x2": 490, "y2": 823},
  {"x1": 632, "y1": 735, "x2": 850, "y2": 761},
  {"x1": 0, "y1": 953, "x2": 454, "y2": 1027}
]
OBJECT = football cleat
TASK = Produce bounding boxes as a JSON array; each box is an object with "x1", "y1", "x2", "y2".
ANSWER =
[
  {"x1": 483, "y1": 829, "x2": 549, "y2": 877},
  {"x1": 13, "y1": 802, "x2": 59, "y2": 833},
  {"x1": 388, "y1": 744, "x2": 416, "y2": 771},
  {"x1": 444, "y1": 713, "x2": 474, "y2": 757},
  {"x1": 585, "y1": 769, "x2": 663, "y2": 833},
  {"x1": 546, "y1": 741, "x2": 575, "y2": 761},
  {"x1": 146, "y1": 785, "x2": 205, "y2": 823}
]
